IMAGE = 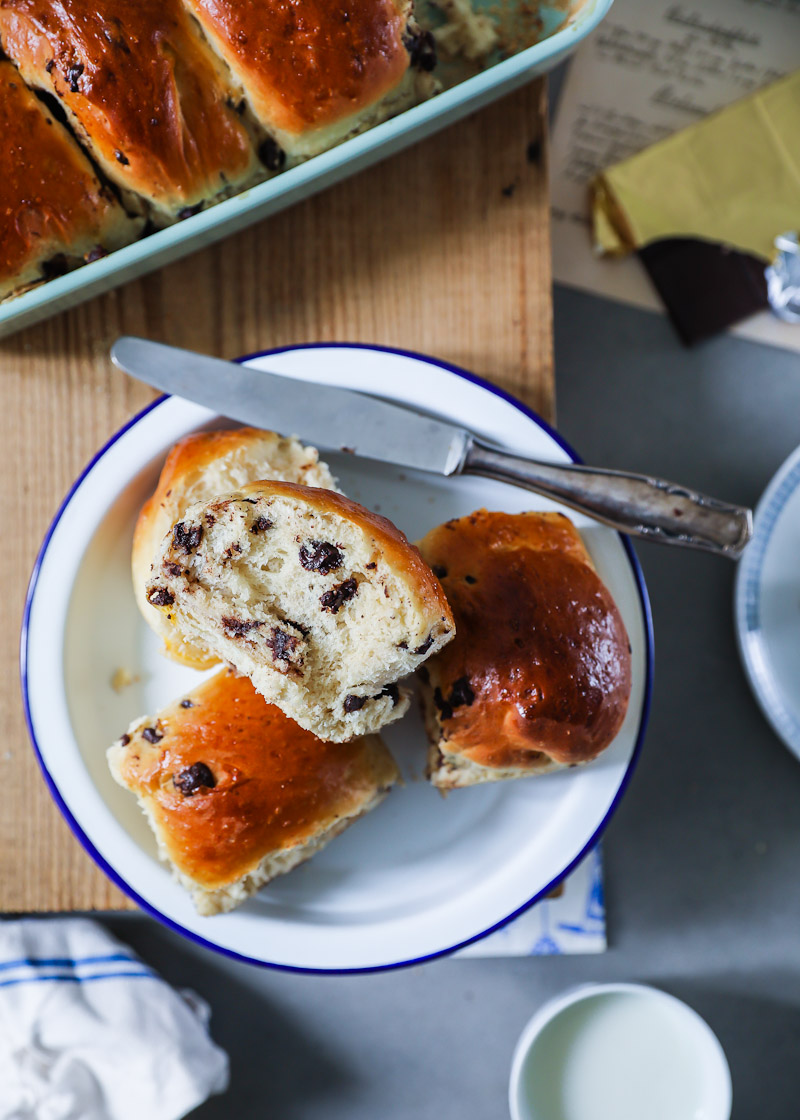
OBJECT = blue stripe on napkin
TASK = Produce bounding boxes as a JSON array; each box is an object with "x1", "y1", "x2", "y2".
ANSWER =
[{"x1": 0, "y1": 970, "x2": 155, "y2": 989}]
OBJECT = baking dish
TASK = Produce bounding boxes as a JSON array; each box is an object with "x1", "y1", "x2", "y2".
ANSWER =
[{"x1": 0, "y1": 0, "x2": 612, "y2": 339}]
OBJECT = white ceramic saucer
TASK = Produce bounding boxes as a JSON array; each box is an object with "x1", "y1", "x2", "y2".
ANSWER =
[
  {"x1": 736, "y1": 442, "x2": 800, "y2": 760},
  {"x1": 22, "y1": 344, "x2": 653, "y2": 972}
]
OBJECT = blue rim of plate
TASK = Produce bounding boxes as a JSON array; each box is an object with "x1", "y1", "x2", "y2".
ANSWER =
[
  {"x1": 20, "y1": 342, "x2": 654, "y2": 975},
  {"x1": 735, "y1": 442, "x2": 800, "y2": 758}
]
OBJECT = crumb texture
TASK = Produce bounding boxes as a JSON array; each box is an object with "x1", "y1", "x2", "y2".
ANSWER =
[
  {"x1": 133, "y1": 427, "x2": 340, "y2": 669},
  {"x1": 146, "y1": 480, "x2": 454, "y2": 740}
]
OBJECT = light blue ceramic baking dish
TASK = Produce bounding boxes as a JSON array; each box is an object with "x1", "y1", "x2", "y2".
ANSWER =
[{"x1": 0, "y1": 0, "x2": 612, "y2": 339}]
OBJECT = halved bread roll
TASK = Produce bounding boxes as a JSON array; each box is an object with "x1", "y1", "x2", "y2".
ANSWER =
[
  {"x1": 133, "y1": 428, "x2": 339, "y2": 669},
  {"x1": 145, "y1": 481, "x2": 455, "y2": 740},
  {"x1": 0, "y1": 0, "x2": 264, "y2": 224},
  {"x1": 0, "y1": 60, "x2": 140, "y2": 302},
  {"x1": 108, "y1": 669, "x2": 399, "y2": 915},
  {"x1": 416, "y1": 510, "x2": 632, "y2": 790},
  {"x1": 181, "y1": 0, "x2": 437, "y2": 161}
]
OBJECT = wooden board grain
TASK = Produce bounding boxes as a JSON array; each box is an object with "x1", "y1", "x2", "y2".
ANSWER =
[{"x1": 0, "y1": 79, "x2": 553, "y2": 913}]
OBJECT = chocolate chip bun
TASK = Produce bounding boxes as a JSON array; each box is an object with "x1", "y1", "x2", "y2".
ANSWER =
[
  {"x1": 145, "y1": 480, "x2": 455, "y2": 741},
  {"x1": 416, "y1": 510, "x2": 632, "y2": 790},
  {"x1": 0, "y1": 0, "x2": 264, "y2": 225},
  {"x1": 108, "y1": 669, "x2": 399, "y2": 915},
  {"x1": 133, "y1": 428, "x2": 340, "y2": 670},
  {"x1": 181, "y1": 0, "x2": 437, "y2": 162},
  {"x1": 0, "y1": 60, "x2": 141, "y2": 302}
]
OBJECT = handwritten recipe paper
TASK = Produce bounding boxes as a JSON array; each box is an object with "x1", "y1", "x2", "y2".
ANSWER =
[{"x1": 550, "y1": 0, "x2": 800, "y2": 351}]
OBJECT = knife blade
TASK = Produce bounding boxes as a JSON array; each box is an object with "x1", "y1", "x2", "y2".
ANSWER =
[
  {"x1": 110, "y1": 336, "x2": 753, "y2": 558},
  {"x1": 111, "y1": 336, "x2": 469, "y2": 476}
]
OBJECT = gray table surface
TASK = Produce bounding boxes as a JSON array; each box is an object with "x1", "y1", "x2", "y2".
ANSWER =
[{"x1": 89, "y1": 287, "x2": 800, "y2": 1119}]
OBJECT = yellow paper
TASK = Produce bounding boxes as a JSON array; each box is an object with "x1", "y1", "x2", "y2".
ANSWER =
[{"x1": 591, "y1": 70, "x2": 800, "y2": 262}]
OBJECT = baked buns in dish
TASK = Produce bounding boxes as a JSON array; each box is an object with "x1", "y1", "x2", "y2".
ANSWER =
[
  {"x1": 133, "y1": 428, "x2": 339, "y2": 670},
  {"x1": 145, "y1": 480, "x2": 455, "y2": 740},
  {"x1": 181, "y1": 0, "x2": 437, "y2": 161},
  {"x1": 0, "y1": 0, "x2": 264, "y2": 225},
  {"x1": 416, "y1": 510, "x2": 632, "y2": 790},
  {"x1": 108, "y1": 669, "x2": 399, "y2": 915},
  {"x1": 0, "y1": 60, "x2": 140, "y2": 302}
]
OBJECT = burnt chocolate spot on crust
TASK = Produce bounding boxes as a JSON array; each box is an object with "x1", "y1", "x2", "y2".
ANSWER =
[
  {"x1": 403, "y1": 27, "x2": 437, "y2": 71},
  {"x1": 449, "y1": 676, "x2": 475, "y2": 709},
  {"x1": 250, "y1": 516, "x2": 273, "y2": 533},
  {"x1": 114, "y1": 149, "x2": 129, "y2": 165},
  {"x1": 259, "y1": 138, "x2": 286, "y2": 171},
  {"x1": 177, "y1": 203, "x2": 202, "y2": 220},
  {"x1": 45, "y1": 58, "x2": 55, "y2": 73},
  {"x1": 66, "y1": 61, "x2": 84, "y2": 91},
  {"x1": 434, "y1": 677, "x2": 475, "y2": 721},
  {"x1": 366, "y1": 562, "x2": 377, "y2": 570},
  {"x1": 464, "y1": 575, "x2": 477, "y2": 584},
  {"x1": 85, "y1": 245, "x2": 107, "y2": 263},
  {"x1": 414, "y1": 634, "x2": 434, "y2": 656},
  {"x1": 344, "y1": 694, "x2": 366, "y2": 713},
  {"x1": 142, "y1": 726, "x2": 163, "y2": 744},
  {"x1": 432, "y1": 565, "x2": 448, "y2": 579},
  {"x1": 433, "y1": 687, "x2": 453, "y2": 722},
  {"x1": 180, "y1": 699, "x2": 194, "y2": 708},
  {"x1": 320, "y1": 578, "x2": 358, "y2": 613},
  {"x1": 300, "y1": 540, "x2": 343, "y2": 574},
  {"x1": 120, "y1": 733, "x2": 130, "y2": 746},
  {"x1": 174, "y1": 762, "x2": 215, "y2": 796},
  {"x1": 173, "y1": 521, "x2": 203, "y2": 552},
  {"x1": 147, "y1": 586, "x2": 174, "y2": 607},
  {"x1": 222, "y1": 616, "x2": 265, "y2": 637},
  {"x1": 266, "y1": 627, "x2": 299, "y2": 662}
]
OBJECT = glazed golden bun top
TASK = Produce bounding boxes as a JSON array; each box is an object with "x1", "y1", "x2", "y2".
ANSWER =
[
  {"x1": 183, "y1": 0, "x2": 413, "y2": 138},
  {"x1": 417, "y1": 510, "x2": 632, "y2": 770},
  {"x1": 112, "y1": 669, "x2": 398, "y2": 890},
  {"x1": 0, "y1": 0, "x2": 258, "y2": 217},
  {"x1": 0, "y1": 59, "x2": 134, "y2": 297}
]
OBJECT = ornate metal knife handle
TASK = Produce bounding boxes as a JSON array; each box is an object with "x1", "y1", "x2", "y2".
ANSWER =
[{"x1": 463, "y1": 440, "x2": 752, "y2": 558}]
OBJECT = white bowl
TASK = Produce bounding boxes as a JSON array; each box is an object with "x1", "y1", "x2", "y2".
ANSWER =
[
  {"x1": 509, "y1": 982, "x2": 732, "y2": 1120},
  {"x1": 22, "y1": 343, "x2": 652, "y2": 972}
]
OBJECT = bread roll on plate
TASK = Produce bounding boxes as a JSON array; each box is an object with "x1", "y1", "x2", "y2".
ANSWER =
[
  {"x1": 133, "y1": 427, "x2": 339, "y2": 669},
  {"x1": 181, "y1": 0, "x2": 437, "y2": 161},
  {"x1": 0, "y1": 0, "x2": 264, "y2": 225},
  {"x1": 145, "y1": 481, "x2": 455, "y2": 741},
  {"x1": 108, "y1": 669, "x2": 399, "y2": 915},
  {"x1": 0, "y1": 60, "x2": 140, "y2": 302},
  {"x1": 416, "y1": 510, "x2": 632, "y2": 790}
]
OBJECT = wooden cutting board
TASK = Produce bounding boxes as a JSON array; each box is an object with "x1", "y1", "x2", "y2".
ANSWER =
[{"x1": 1, "y1": 79, "x2": 553, "y2": 912}]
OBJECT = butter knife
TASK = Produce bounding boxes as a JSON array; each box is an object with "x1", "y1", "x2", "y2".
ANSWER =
[{"x1": 111, "y1": 337, "x2": 752, "y2": 559}]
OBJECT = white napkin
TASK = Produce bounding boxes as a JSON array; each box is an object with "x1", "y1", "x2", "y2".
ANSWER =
[{"x1": 0, "y1": 918, "x2": 228, "y2": 1120}]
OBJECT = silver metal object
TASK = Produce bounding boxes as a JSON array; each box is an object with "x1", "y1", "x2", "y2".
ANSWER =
[{"x1": 111, "y1": 337, "x2": 753, "y2": 559}]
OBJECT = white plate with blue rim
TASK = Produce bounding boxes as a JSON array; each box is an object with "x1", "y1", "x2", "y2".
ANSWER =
[
  {"x1": 22, "y1": 344, "x2": 653, "y2": 973},
  {"x1": 735, "y1": 442, "x2": 800, "y2": 760}
]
